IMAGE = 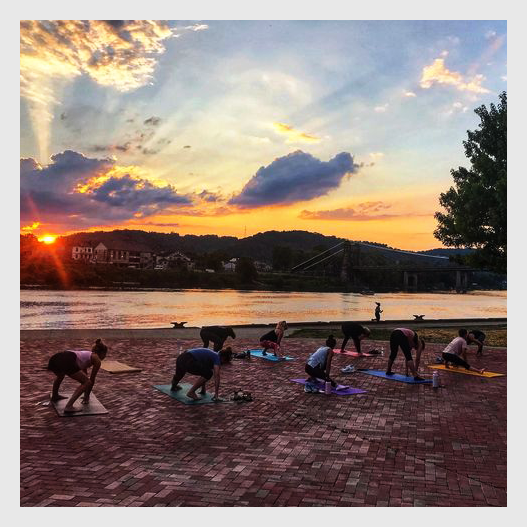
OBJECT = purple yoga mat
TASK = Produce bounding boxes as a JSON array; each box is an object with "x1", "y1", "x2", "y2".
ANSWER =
[{"x1": 290, "y1": 378, "x2": 367, "y2": 395}]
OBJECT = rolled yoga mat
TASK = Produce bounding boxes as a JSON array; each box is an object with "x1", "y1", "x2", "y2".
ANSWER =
[
  {"x1": 247, "y1": 349, "x2": 295, "y2": 361},
  {"x1": 357, "y1": 369, "x2": 432, "y2": 384},
  {"x1": 427, "y1": 364, "x2": 505, "y2": 378},
  {"x1": 290, "y1": 378, "x2": 367, "y2": 395},
  {"x1": 154, "y1": 383, "x2": 233, "y2": 404},
  {"x1": 51, "y1": 393, "x2": 109, "y2": 416},
  {"x1": 101, "y1": 360, "x2": 142, "y2": 373}
]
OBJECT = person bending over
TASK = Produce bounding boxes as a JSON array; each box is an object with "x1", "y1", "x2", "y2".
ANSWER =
[
  {"x1": 340, "y1": 322, "x2": 370, "y2": 354},
  {"x1": 385, "y1": 328, "x2": 425, "y2": 380},
  {"x1": 466, "y1": 328, "x2": 486, "y2": 356},
  {"x1": 305, "y1": 335, "x2": 337, "y2": 387},
  {"x1": 442, "y1": 330, "x2": 486, "y2": 374},
  {"x1": 47, "y1": 339, "x2": 108, "y2": 413},
  {"x1": 200, "y1": 325, "x2": 236, "y2": 352},
  {"x1": 170, "y1": 347, "x2": 232, "y2": 400},
  {"x1": 260, "y1": 321, "x2": 288, "y2": 358}
]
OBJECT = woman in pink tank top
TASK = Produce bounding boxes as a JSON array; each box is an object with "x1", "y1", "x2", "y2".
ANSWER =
[{"x1": 47, "y1": 339, "x2": 108, "y2": 413}]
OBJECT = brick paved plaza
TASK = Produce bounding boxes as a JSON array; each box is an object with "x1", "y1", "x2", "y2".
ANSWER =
[{"x1": 20, "y1": 335, "x2": 506, "y2": 507}]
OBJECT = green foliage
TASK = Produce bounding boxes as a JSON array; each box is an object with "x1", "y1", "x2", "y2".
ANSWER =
[
  {"x1": 434, "y1": 92, "x2": 507, "y2": 273},
  {"x1": 235, "y1": 257, "x2": 258, "y2": 283}
]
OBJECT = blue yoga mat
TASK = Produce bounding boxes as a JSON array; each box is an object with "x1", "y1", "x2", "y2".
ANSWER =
[
  {"x1": 357, "y1": 369, "x2": 432, "y2": 384},
  {"x1": 247, "y1": 349, "x2": 294, "y2": 361},
  {"x1": 154, "y1": 384, "x2": 233, "y2": 404}
]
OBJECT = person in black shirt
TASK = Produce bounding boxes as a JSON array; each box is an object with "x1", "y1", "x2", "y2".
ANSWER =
[
  {"x1": 466, "y1": 329, "x2": 486, "y2": 355},
  {"x1": 374, "y1": 302, "x2": 382, "y2": 323},
  {"x1": 340, "y1": 322, "x2": 370, "y2": 354},
  {"x1": 200, "y1": 326, "x2": 236, "y2": 352},
  {"x1": 260, "y1": 321, "x2": 288, "y2": 358}
]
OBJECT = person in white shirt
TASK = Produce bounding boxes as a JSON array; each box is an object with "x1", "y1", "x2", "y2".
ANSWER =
[
  {"x1": 442, "y1": 330, "x2": 486, "y2": 374},
  {"x1": 305, "y1": 335, "x2": 337, "y2": 388}
]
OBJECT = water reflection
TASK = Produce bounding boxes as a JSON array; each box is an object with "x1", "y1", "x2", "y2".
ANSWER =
[{"x1": 20, "y1": 289, "x2": 507, "y2": 329}]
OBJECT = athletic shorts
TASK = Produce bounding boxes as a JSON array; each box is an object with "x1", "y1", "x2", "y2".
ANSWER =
[
  {"x1": 389, "y1": 330, "x2": 413, "y2": 361},
  {"x1": 442, "y1": 352, "x2": 470, "y2": 369},
  {"x1": 260, "y1": 340, "x2": 279, "y2": 351},
  {"x1": 471, "y1": 330, "x2": 486, "y2": 342},
  {"x1": 176, "y1": 352, "x2": 213, "y2": 380},
  {"x1": 200, "y1": 328, "x2": 224, "y2": 351},
  {"x1": 47, "y1": 351, "x2": 81, "y2": 376}
]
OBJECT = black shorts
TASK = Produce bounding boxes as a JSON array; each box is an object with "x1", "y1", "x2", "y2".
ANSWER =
[
  {"x1": 305, "y1": 363, "x2": 327, "y2": 380},
  {"x1": 442, "y1": 352, "x2": 470, "y2": 369},
  {"x1": 471, "y1": 330, "x2": 486, "y2": 342},
  {"x1": 47, "y1": 351, "x2": 81, "y2": 376},
  {"x1": 200, "y1": 328, "x2": 224, "y2": 351},
  {"x1": 389, "y1": 330, "x2": 413, "y2": 361},
  {"x1": 176, "y1": 352, "x2": 213, "y2": 380}
]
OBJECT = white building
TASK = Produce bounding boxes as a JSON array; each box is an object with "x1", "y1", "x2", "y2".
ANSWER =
[
  {"x1": 72, "y1": 243, "x2": 95, "y2": 261},
  {"x1": 223, "y1": 258, "x2": 238, "y2": 272}
]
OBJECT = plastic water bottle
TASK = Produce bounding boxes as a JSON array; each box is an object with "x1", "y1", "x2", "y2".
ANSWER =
[
  {"x1": 380, "y1": 348, "x2": 385, "y2": 357},
  {"x1": 432, "y1": 371, "x2": 439, "y2": 389},
  {"x1": 325, "y1": 381, "x2": 332, "y2": 395}
]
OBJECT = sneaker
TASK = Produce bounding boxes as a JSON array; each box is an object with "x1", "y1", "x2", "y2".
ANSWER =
[{"x1": 341, "y1": 365, "x2": 355, "y2": 373}]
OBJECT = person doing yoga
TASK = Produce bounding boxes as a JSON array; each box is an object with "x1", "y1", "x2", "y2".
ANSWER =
[
  {"x1": 47, "y1": 339, "x2": 108, "y2": 413},
  {"x1": 305, "y1": 335, "x2": 338, "y2": 390},
  {"x1": 385, "y1": 328, "x2": 425, "y2": 380},
  {"x1": 170, "y1": 347, "x2": 232, "y2": 400},
  {"x1": 260, "y1": 321, "x2": 288, "y2": 358},
  {"x1": 466, "y1": 328, "x2": 486, "y2": 355},
  {"x1": 200, "y1": 325, "x2": 236, "y2": 352},
  {"x1": 340, "y1": 322, "x2": 370, "y2": 354},
  {"x1": 442, "y1": 330, "x2": 486, "y2": 374}
]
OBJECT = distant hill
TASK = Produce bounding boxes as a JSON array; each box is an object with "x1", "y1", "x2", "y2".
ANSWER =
[{"x1": 56, "y1": 229, "x2": 465, "y2": 264}]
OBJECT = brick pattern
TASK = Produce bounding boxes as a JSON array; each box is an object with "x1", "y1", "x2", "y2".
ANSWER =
[{"x1": 21, "y1": 338, "x2": 506, "y2": 506}]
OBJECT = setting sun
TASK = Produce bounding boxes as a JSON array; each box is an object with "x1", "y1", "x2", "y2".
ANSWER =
[{"x1": 38, "y1": 234, "x2": 57, "y2": 244}]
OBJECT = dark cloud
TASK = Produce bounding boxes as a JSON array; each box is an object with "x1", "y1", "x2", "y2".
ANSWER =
[
  {"x1": 91, "y1": 142, "x2": 132, "y2": 153},
  {"x1": 228, "y1": 150, "x2": 357, "y2": 208},
  {"x1": 198, "y1": 190, "x2": 223, "y2": 203},
  {"x1": 144, "y1": 116, "x2": 162, "y2": 126},
  {"x1": 20, "y1": 150, "x2": 193, "y2": 229}
]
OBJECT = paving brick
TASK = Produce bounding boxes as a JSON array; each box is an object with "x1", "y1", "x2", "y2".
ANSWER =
[{"x1": 20, "y1": 337, "x2": 506, "y2": 506}]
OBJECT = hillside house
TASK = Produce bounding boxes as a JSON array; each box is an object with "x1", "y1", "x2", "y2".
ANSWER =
[
  {"x1": 72, "y1": 243, "x2": 96, "y2": 262},
  {"x1": 154, "y1": 251, "x2": 194, "y2": 270},
  {"x1": 223, "y1": 258, "x2": 238, "y2": 272},
  {"x1": 93, "y1": 242, "x2": 154, "y2": 269}
]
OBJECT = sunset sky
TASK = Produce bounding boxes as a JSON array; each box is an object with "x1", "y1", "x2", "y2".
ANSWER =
[{"x1": 20, "y1": 20, "x2": 507, "y2": 250}]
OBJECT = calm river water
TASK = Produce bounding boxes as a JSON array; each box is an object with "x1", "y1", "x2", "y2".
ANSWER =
[{"x1": 20, "y1": 289, "x2": 507, "y2": 330}]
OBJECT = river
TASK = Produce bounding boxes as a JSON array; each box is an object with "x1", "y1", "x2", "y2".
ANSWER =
[{"x1": 19, "y1": 289, "x2": 507, "y2": 330}]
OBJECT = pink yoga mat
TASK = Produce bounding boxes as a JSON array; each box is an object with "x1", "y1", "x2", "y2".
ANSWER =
[{"x1": 332, "y1": 349, "x2": 373, "y2": 357}]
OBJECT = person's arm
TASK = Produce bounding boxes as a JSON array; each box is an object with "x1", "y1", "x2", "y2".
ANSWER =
[
  {"x1": 212, "y1": 365, "x2": 220, "y2": 400},
  {"x1": 461, "y1": 344, "x2": 468, "y2": 362},
  {"x1": 276, "y1": 329, "x2": 284, "y2": 346},
  {"x1": 326, "y1": 350, "x2": 333, "y2": 378},
  {"x1": 83, "y1": 356, "x2": 101, "y2": 401}
]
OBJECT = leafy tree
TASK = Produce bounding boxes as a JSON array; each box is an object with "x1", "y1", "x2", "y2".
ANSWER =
[
  {"x1": 235, "y1": 257, "x2": 258, "y2": 283},
  {"x1": 434, "y1": 92, "x2": 506, "y2": 274},
  {"x1": 272, "y1": 246, "x2": 293, "y2": 271}
]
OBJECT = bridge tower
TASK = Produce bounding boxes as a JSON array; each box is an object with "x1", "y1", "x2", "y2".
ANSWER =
[{"x1": 340, "y1": 242, "x2": 361, "y2": 284}]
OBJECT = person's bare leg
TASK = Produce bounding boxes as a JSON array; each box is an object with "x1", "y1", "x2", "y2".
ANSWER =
[
  {"x1": 64, "y1": 371, "x2": 91, "y2": 412},
  {"x1": 199, "y1": 381, "x2": 207, "y2": 395},
  {"x1": 51, "y1": 374, "x2": 67, "y2": 401},
  {"x1": 187, "y1": 376, "x2": 207, "y2": 400},
  {"x1": 469, "y1": 365, "x2": 486, "y2": 374}
]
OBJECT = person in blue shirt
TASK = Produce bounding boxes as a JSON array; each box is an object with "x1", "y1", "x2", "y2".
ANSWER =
[{"x1": 170, "y1": 347, "x2": 232, "y2": 400}]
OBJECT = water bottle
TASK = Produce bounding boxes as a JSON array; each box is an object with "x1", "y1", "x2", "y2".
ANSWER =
[
  {"x1": 380, "y1": 348, "x2": 385, "y2": 357},
  {"x1": 247, "y1": 349, "x2": 251, "y2": 359},
  {"x1": 432, "y1": 371, "x2": 439, "y2": 389},
  {"x1": 325, "y1": 381, "x2": 332, "y2": 395}
]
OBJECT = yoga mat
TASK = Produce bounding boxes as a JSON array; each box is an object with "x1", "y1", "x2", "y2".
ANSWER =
[
  {"x1": 333, "y1": 349, "x2": 373, "y2": 357},
  {"x1": 290, "y1": 379, "x2": 367, "y2": 395},
  {"x1": 357, "y1": 369, "x2": 432, "y2": 384},
  {"x1": 427, "y1": 365, "x2": 505, "y2": 378},
  {"x1": 101, "y1": 360, "x2": 142, "y2": 373},
  {"x1": 51, "y1": 393, "x2": 109, "y2": 417},
  {"x1": 154, "y1": 383, "x2": 233, "y2": 404},
  {"x1": 247, "y1": 349, "x2": 295, "y2": 361}
]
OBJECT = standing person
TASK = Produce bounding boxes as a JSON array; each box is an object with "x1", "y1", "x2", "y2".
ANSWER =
[
  {"x1": 385, "y1": 328, "x2": 425, "y2": 380},
  {"x1": 340, "y1": 322, "x2": 370, "y2": 354},
  {"x1": 466, "y1": 329, "x2": 486, "y2": 355},
  {"x1": 47, "y1": 339, "x2": 108, "y2": 413},
  {"x1": 442, "y1": 330, "x2": 486, "y2": 374},
  {"x1": 260, "y1": 321, "x2": 288, "y2": 358},
  {"x1": 200, "y1": 325, "x2": 236, "y2": 352},
  {"x1": 170, "y1": 347, "x2": 232, "y2": 400},
  {"x1": 374, "y1": 302, "x2": 383, "y2": 323}
]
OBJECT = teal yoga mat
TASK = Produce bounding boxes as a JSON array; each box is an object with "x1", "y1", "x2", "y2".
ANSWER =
[
  {"x1": 357, "y1": 369, "x2": 432, "y2": 384},
  {"x1": 154, "y1": 383, "x2": 233, "y2": 404},
  {"x1": 247, "y1": 349, "x2": 294, "y2": 361}
]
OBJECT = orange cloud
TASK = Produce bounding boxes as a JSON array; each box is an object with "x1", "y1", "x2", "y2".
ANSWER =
[
  {"x1": 420, "y1": 58, "x2": 490, "y2": 94},
  {"x1": 272, "y1": 122, "x2": 320, "y2": 143}
]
